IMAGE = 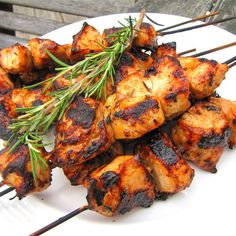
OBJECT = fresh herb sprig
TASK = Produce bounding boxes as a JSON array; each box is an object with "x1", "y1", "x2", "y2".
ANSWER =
[{"x1": 8, "y1": 10, "x2": 145, "y2": 181}]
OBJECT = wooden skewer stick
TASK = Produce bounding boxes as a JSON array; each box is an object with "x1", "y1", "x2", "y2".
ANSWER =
[
  {"x1": 158, "y1": 11, "x2": 219, "y2": 32},
  {"x1": 0, "y1": 187, "x2": 14, "y2": 197},
  {"x1": 29, "y1": 205, "x2": 89, "y2": 236},
  {"x1": 145, "y1": 14, "x2": 164, "y2": 26},
  {"x1": 159, "y1": 16, "x2": 236, "y2": 36},
  {"x1": 223, "y1": 55, "x2": 236, "y2": 65},
  {"x1": 177, "y1": 48, "x2": 196, "y2": 56},
  {"x1": 229, "y1": 61, "x2": 236, "y2": 68},
  {"x1": 188, "y1": 42, "x2": 236, "y2": 57}
]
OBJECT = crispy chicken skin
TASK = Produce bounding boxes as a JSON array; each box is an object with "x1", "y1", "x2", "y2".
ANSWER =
[
  {"x1": 0, "y1": 43, "x2": 33, "y2": 74},
  {"x1": 28, "y1": 38, "x2": 69, "y2": 69},
  {"x1": 105, "y1": 72, "x2": 165, "y2": 139},
  {"x1": 178, "y1": 57, "x2": 228, "y2": 99},
  {"x1": 53, "y1": 96, "x2": 114, "y2": 167},
  {"x1": 133, "y1": 23, "x2": 157, "y2": 51},
  {"x1": 138, "y1": 131, "x2": 194, "y2": 197},
  {"x1": 0, "y1": 95, "x2": 16, "y2": 140},
  {"x1": 86, "y1": 155, "x2": 155, "y2": 216},
  {"x1": 0, "y1": 144, "x2": 51, "y2": 199},
  {"x1": 143, "y1": 55, "x2": 190, "y2": 119},
  {"x1": 172, "y1": 102, "x2": 231, "y2": 172},
  {"x1": 0, "y1": 67, "x2": 14, "y2": 96},
  {"x1": 152, "y1": 42, "x2": 177, "y2": 58},
  {"x1": 63, "y1": 142, "x2": 123, "y2": 186},
  {"x1": 70, "y1": 23, "x2": 104, "y2": 63},
  {"x1": 209, "y1": 97, "x2": 236, "y2": 148}
]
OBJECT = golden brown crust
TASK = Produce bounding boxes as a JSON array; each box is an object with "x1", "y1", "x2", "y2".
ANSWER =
[
  {"x1": 0, "y1": 67, "x2": 14, "y2": 96},
  {"x1": 143, "y1": 55, "x2": 190, "y2": 119},
  {"x1": 172, "y1": 102, "x2": 231, "y2": 172},
  {"x1": 0, "y1": 43, "x2": 33, "y2": 74},
  {"x1": 152, "y1": 42, "x2": 177, "y2": 58},
  {"x1": 178, "y1": 57, "x2": 229, "y2": 99},
  {"x1": 28, "y1": 38, "x2": 69, "y2": 69},
  {"x1": 53, "y1": 96, "x2": 114, "y2": 167},
  {"x1": 70, "y1": 23, "x2": 104, "y2": 63},
  {"x1": 139, "y1": 131, "x2": 194, "y2": 196},
  {"x1": 86, "y1": 155, "x2": 155, "y2": 216}
]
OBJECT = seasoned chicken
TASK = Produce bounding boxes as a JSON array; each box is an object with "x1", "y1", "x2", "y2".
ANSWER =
[
  {"x1": 138, "y1": 131, "x2": 194, "y2": 198},
  {"x1": 63, "y1": 142, "x2": 123, "y2": 186},
  {"x1": 172, "y1": 102, "x2": 231, "y2": 172},
  {"x1": 52, "y1": 96, "x2": 114, "y2": 167},
  {"x1": 86, "y1": 155, "x2": 155, "y2": 216},
  {"x1": 178, "y1": 57, "x2": 229, "y2": 99},
  {"x1": 0, "y1": 144, "x2": 51, "y2": 199},
  {"x1": 152, "y1": 42, "x2": 177, "y2": 58},
  {"x1": 70, "y1": 23, "x2": 104, "y2": 63},
  {"x1": 209, "y1": 97, "x2": 236, "y2": 148},
  {"x1": 28, "y1": 38, "x2": 69, "y2": 69},
  {"x1": 0, "y1": 95, "x2": 16, "y2": 140},
  {"x1": 0, "y1": 43, "x2": 33, "y2": 74},
  {"x1": 0, "y1": 67, "x2": 14, "y2": 96},
  {"x1": 105, "y1": 72, "x2": 165, "y2": 139},
  {"x1": 143, "y1": 55, "x2": 190, "y2": 119},
  {"x1": 133, "y1": 23, "x2": 157, "y2": 51}
]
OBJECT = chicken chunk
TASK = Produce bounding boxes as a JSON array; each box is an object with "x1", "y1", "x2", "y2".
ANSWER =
[
  {"x1": 209, "y1": 97, "x2": 236, "y2": 148},
  {"x1": 152, "y1": 42, "x2": 177, "y2": 58},
  {"x1": 143, "y1": 55, "x2": 190, "y2": 119},
  {"x1": 172, "y1": 102, "x2": 231, "y2": 172},
  {"x1": 0, "y1": 43, "x2": 33, "y2": 74},
  {"x1": 138, "y1": 131, "x2": 194, "y2": 197},
  {"x1": 178, "y1": 57, "x2": 228, "y2": 99},
  {"x1": 70, "y1": 23, "x2": 104, "y2": 63},
  {"x1": 105, "y1": 72, "x2": 165, "y2": 139},
  {"x1": 0, "y1": 144, "x2": 51, "y2": 199},
  {"x1": 53, "y1": 96, "x2": 114, "y2": 167},
  {"x1": 133, "y1": 23, "x2": 157, "y2": 51},
  {"x1": 0, "y1": 67, "x2": 14, "y2": 96},
  {"x1": 63, "y1": 142, "x2": 123, "y2": 186},
  {"x1": 28, "y1": 38, "x2": 69, "y2": 69},
  {"x1": 86, "y1": 155, "x2": 155, "y2": 216}
]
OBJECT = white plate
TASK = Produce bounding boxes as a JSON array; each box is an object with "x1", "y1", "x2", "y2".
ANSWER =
[{"x1": 0, "y1": 13, "x2": 236, "y2": 236}]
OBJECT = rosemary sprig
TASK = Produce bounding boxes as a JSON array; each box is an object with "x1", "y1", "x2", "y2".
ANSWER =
[{"x1": 8, "y1": 10, "x2": 145, "y2": 181}]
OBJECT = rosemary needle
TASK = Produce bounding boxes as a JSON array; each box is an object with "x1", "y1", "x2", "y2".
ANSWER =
[{"x1": 8, "y1": 10, "x2": 145, "y2": 180}]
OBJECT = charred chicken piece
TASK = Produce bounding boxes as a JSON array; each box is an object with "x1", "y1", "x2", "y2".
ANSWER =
[
  {"x1": 152, "y1": 42, "x2": 177, "y2": 58},
  {"x1": 178, "y1": 57, "x2": 228, "y2": 99},
  {"x1": 0, "y1": 67, "x2": 14, "y2": 96},
  {"x1": 133, "y1": 23, "x2": 157, "y2": 51},
  {"x1": 86, "y1": 155, "x2": 155, "y2": 216},
  {"x1": 63, "y1": 142, "x2": 123, "y2": 186},
  {"x1": 0, "y1": 95, "x2": 16, "y2": 140},
  {"x1": 70, "y1": 23, "x2": 104, "y2": 63},
  {"x1": 0, "y1": 144, "x2": 51, "y2": 199},
  {"x1": 172, "y1": 102, "x2": 231, "y2": 172},
  {"x1": 138, "y1": 131, "x2": 194, "y2": 197},
  {"x1": 53, "y1": 96, "x2": 114, "y2": 167},
  {"x1": 0, "y1": 43, "x2": 33, "y2": 74},
  {"x1": 143, "y1": 55, "x2": 190, "y2": 119},
  {"x1": 105, "y1": 72, "x2": 165, "y2": 139},
  {"x1": 209, "y1": 97, "x2": 236, "y2": 148},
  {"x1": 28, "y1": 38, "x2": 69, "y2": 69}
]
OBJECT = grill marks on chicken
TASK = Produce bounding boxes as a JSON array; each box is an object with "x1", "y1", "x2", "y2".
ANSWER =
[
  {"x1": 0, "y1": 144, "x2": 51, "y2": 199},
  {"x1": 105, "y1": 72, "x2": 165, "y2": 139},
  {"x1": 144, "y1": 55, "x2": 191, "y2": 119},
  {"x1": 139, "y1": 131, "x2": 194, "y2": 197},
  {"x1": 178, "y1": 57, "x2": 228, "y2": 99},
  {"x1": 86, "y1": 155, "x2": 155, "y2": 216},
  {"x1": 172, "y1": 102, "x2": 231, "y2": 172},
  {"x1": 53, "y1": 96, "x2": 114, "y2": 167}
]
